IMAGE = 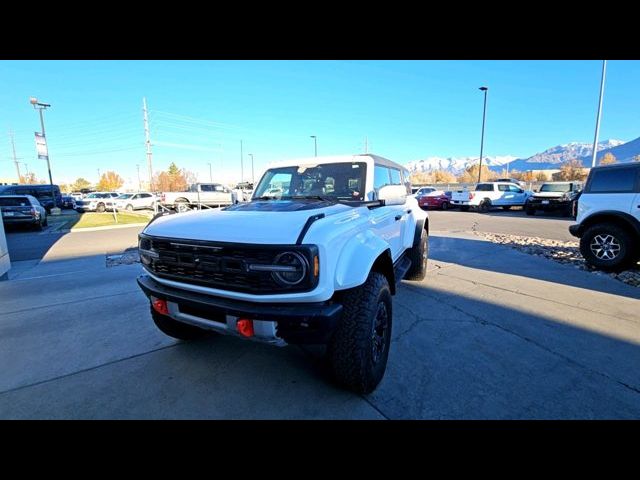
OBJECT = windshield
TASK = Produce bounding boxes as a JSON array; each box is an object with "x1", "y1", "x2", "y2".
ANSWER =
[
  {"x1": 253, "y1": 162, "x2": 368, "y2": 201},
  {"x1": 540, "y1": 183, "x2": 571, "y2": 193},
  {"x1": 117, "y1": 194, "x2": 133, "y2": 199}
]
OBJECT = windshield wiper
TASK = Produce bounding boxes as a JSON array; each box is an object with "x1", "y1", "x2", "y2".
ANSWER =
[
  {"x1": 253, "y1": 196, "x2": 280, "y2": 201},
  {"x1": 288, "y1": 195, "x2": 339, "y2": 202}
]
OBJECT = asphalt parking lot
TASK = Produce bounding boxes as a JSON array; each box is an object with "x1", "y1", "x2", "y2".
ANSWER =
[{"x1": 1, "y1": 209, "x2": 639, "y2": 419}]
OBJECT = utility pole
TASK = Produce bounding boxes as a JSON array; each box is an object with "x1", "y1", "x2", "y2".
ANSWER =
[
  {"x1": 9, "y1": 130, "x2": 21, "y2": 182},
  {"x1": 240, "y1": 140, "x2": 244, "y2": 182},
  {"x1": 591, "y1": 60, "x2": 607, "y2": 168},
  {"x1": 136, "y1": 164, "x2": 141, "y2": 191},
  {"x1": 208, "y1": 162, "x2": 212, "y2": 182},
  {"x1": 477, "y1": 86, "x2": 489, "y2": 183},
  {"x1": 143, "y1": 97, "x2": 154, "y2": 191}
]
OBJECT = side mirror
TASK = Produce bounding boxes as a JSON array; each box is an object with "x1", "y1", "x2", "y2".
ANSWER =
[{"x1": 378, "y1": 185, "x2": 407, "y2": 206}]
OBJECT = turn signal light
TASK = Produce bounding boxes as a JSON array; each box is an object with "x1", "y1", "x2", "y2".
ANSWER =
[
  {"x1": 313, "y1": 255, "x2": 319, "y2": 277},
  {"x1": 237, "y1": 318, "x2": 254, "y2": 337},
  {"x1": 152, "y1": 298, "x2": 169, "y2": 316}
]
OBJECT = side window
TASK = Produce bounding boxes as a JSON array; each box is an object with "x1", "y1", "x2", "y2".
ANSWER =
[
  {"x1": 588, "y1": 167, "x2": 639, "y2": 193},
  {"x1": 389, "y1": 168, "x2": 401, "y2": 185},
  {"x1": 131, "y1": 194, "x2": 139, "y2": 200},
  {"x1": 374, "y1": 165, "x2": 390, "y2": 189},
  {"x1": 508, "y1": 185, "x2": 522, "y2": 193},
  {"x1": 498, "y1": 185, "x2": 508, "y2": 192},
  {"x1": 141, "y1": 193, "x2": 151, "y2": 198},
  {"x1": 214, "y1": 185, "x2": 225, "y2": 192}
]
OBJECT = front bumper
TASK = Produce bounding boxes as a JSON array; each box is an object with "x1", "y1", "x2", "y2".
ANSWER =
[
  {"x1": 528, "y1": 198, "x2": 571, "y2": 210},
  {"x1": 137, "y1": 274, "x2": 343, "y2": 345}
]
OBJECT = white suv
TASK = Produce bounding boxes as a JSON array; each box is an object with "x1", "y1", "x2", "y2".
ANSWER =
[
  {"x1": 109, "y1": 192, "x2": 157, "y2": 212},
  {"x1": 569, "y1": 163, "x2": 640, "y2": 271},
  {"x1": 136, "y1": 154, "x2": 429, "y2": 393}
]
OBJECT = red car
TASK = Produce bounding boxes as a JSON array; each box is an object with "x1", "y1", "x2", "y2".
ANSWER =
[{"x1": 418, "y1": 191, "x2": 451, "y2": 210}]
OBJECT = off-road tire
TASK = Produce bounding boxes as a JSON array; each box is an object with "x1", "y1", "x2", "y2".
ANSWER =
[
  {"x1": 151, "y1": 307, "x2": 209, "y2": 340},
  {"x1": 405, "y1": 227, "x2": 428, "y2": 281},
  {"x1": 478, "y1": 198, "x2": 491, "y2": 213},
  {"x1": 525, "y1": 203, "x2": 536, "y2": 216},
  {"x1": 579, "y1": 223, "x2": 634, "y2": 272},
  {"x1": 96, "y1": 203, "x2": 106, "y2": 213},
  {"x1": 328, "y1": 272, "x2": 393, "y2": 394}
]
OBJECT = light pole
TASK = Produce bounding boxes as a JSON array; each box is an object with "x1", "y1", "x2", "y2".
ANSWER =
[
  {"x1": 136, "y1": 164, "x2": 141, "y2": 191},
  {"x1": 477, "y1": 87, "x2": 488, "y2": 183},
  {"x1": 29, "y1": 97, "x2": 56, "y2": 208},
  {"x1": 310, "y1": 135, "x2": 317, "y2": 157},
  {"x1": 248, "y1": 154, "x2": 254, "y2": 184},
  {"x1": 591, "y1": 60, "x2": 607, "y2": 168},
  {"x1": 208, "y1": 162, "x2": 212, "y2": 182}
]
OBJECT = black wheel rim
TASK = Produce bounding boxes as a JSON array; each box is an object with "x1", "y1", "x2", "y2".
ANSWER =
[{"x1": 371, "y1": 301, "x2": 389, "y2": 364}]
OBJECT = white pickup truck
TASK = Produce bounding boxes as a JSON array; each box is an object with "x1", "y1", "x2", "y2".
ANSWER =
[
  {"x1": 451, "y1": 181, "x2": 533, "y2": 212},
  {"x1": 160, "y1": 183, "x2": 237, "y2": 212}
]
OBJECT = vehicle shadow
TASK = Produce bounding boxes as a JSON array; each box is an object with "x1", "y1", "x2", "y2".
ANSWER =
[
  {"x1": 449, "y1": 206, "x2": 574, "y2": 220},
  {"x1": 428, "y1": 234, "x2": 640, "y2": 300}
]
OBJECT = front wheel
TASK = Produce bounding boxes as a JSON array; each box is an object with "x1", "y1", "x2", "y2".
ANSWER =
[
  {"x1": 405, "y1": 227, "x2": 428, "y2": 281},
  {"x1": 441, "y1": 202, "x2": 449, "y2": 210},
  {"x1": 96, "y1": 203, "x2": 106, "y2": 213},
  {"x1": 328, "y1": 272, "x2": 393, "y2": 394},
  {"x1": 478, "y1": 199, "x2": 491, "y2": 213},
  {"x1": 579, "y1": 223, "x2": 634, "y2": 272},
  {"x1": 126, "y1": 204, "x2": 134, "y2": 212},
  {"x1": 175, "y1": 201, "x2": 190, "y2": 213}
]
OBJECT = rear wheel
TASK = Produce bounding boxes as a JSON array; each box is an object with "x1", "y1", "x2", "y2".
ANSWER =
[
  {"x1": 478, "y1": 199, "x2": 492, "y2": 213},
  {"x1": 328, "y1": 272, "x2": 392, "y2": 394},
  {"x1": 125, "y1": 204, "x2": 134, "y2": 212},
  {"x1": 96, "y1": 203, "x2": 106, "y2": 213},
  {"x1": 441, "y1": 201, "x2": 449, "y2": 210},
  {"x1": 151, "y1": 307, "x2": 209, "y2": 340},
  {"x1": 579, "y1": 223, "x2": 634, "y2": 272}
]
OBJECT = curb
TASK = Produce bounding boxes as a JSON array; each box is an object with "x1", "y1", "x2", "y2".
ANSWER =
[{"x1": 69, "y1": 222, "x2": 149, "y2": 233}]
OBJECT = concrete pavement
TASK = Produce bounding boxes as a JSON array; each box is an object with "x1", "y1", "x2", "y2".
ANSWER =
[{"x1": 1, "y1": 224, "x2": 639, "y2": 418}]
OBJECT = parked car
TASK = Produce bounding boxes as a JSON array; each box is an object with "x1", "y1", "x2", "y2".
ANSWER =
[
  {"x1": 418, "y1": 190, "x2": 451, "y2": 210},
  {"x1": 0, "y1": 184, "x2": 62, "y2": 213},
  {"x1": 568, "y1": 163, "x2": 640, "y2": 271},
  {"x1": 413, "y1": 186, "x2": 436, "y2": 198},
  {"x1": 0, "y1": 195, "x2": 48, "y2": 230},
  {"x1": 137, "y1": 153, "x2": 428, "y2": 394},
  {"x1": 525, "y1": 181, "x2": 582, "y2": 217},
  {"x1": 451, "y1": 182, "x2": 533, "y2": 212},
  {"x1": 160, "y1": 183, "x2": 237, "y2": 212},
  {"x1": 495, "y1": 178, "x2": 526, "y2": 187},
  {"x1": 233, "y1": 182, "x2": 254, "y2": 203},
  {"x1": 108, "y1": 192, "x2": 157, "y2": 212},
  {"x1": 75, "y1": 192, "x2": 119, "y2": 212},
  {"x1": 60, "y1": 195, "x2": 76, "y2": 210}
]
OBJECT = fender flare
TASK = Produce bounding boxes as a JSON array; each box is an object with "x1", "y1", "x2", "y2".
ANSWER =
[{"x1": 334, "y1": 230, "x2": 395, "y2": 293}]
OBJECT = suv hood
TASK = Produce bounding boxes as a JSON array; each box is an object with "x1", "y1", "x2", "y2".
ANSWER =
[{"x1": 143, "y1": 201, "x2": 351, "y2": 244}]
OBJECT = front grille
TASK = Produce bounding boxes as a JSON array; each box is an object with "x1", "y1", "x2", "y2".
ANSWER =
[{"x1": 140, "y1": 235, "x2": 317, "y2": 294}]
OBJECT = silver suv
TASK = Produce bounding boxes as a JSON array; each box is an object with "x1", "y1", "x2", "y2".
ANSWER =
[{"x1": 569, "y1": 163, "x2": 640, "y2": 271}]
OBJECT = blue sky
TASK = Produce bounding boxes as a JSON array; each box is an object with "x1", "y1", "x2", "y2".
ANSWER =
[{"x1": 1, "y1": 60, "x2": 639, "y2": 187}]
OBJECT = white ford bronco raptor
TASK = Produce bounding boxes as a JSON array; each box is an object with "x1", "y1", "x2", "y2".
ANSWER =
[{"x1": 137, "y1": 154, "x2": 429, "y2": 393}]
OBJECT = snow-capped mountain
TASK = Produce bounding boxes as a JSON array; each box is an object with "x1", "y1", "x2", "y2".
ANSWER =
[
  {"x1": 405, "y1": 155, "x2": 518, "y2": 175},
  {"x1": 405, "y1": 139, "x2": 635, "y2": 175}
]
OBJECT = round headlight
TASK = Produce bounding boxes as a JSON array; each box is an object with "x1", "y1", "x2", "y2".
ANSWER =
[{"x1": 272, "y1": 251, "x2": 308, "y2": 286}]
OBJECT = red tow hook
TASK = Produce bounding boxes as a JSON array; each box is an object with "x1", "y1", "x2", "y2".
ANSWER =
[
  {"x1": 151, "y1": 298, "x2": 169, "y2": 316},
  {"x1": 236, "y1": 318, "x2": 254, "y2": 337}
]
